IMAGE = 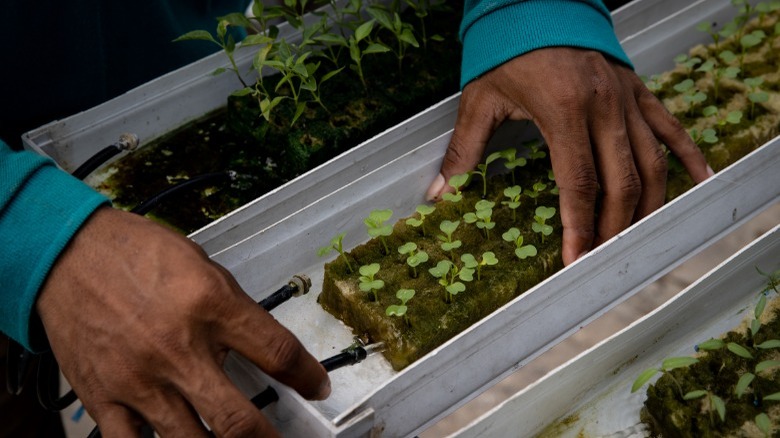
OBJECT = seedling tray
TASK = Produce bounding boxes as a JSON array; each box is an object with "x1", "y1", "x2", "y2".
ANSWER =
[
  {"x1": 23, "y1": 0, "x2": 780, "y2": 436},
  {"x1": 451, "y1": 224, "x2": 780, "y2": 438}
]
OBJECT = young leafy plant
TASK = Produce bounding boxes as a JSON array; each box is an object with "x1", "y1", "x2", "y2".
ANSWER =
[
  {"x1": 500, "y1": 147, "x2": 527, "y2": 185},
  {"x1": 532, "y1": 206, "x2": 556, "y2": 243},
  {"x1": 702, "y1": 106, "x2": 742, "y2": 135},
  {"x1": 472, "y1": 151, "x2": 503, "y2": 198},
  {"x1": 317, "y1": 231, "x2": 354, "y2": 273},
  {"x1": 631, "y1": 356, "x2": 700, "y2": 398},
  {"x1": 460, "y1": 252, "x2": 498, "y2": 281},
  {"x1": 744, "y1": 76, "x2": 769, "y2": 120},
  {"x1": 526, "y1": 181, "x2": 547, "y2": 205},
  {"x1": 358, "y1": 263, "x2": 384, "y2": 301},
  {"x1": 463, "y1": 200, "x2": 495, "y2": 239},
  {"x1": 437, "y1": 220, "x2": 462, "y2": 259},
  {"x1": 428, "y1": 259, "x2": 474, "y2": 303},
  {"x1": 502, "y1": 227, "x2": 537, "y2": 260},
  {"x1": 365, "y1": 209, "x2": 394, "y2": 255},
  {"x1": 405, "y1": 204, "x2": 436, "y2": 237},
  {"x1": 502, "y1": 185, "x2": 522, "y2": 221},
  {"x1": 682, "y1": 389, "x2": 726, "y2": 425},
  {"x1": 398, "y1": 242, "x2": 429, "y2": 278},
  {"x1": 386, "y1": 288, "x2": 416, "y2": 326},
  {"x1": 689, "y1": 127, "x2": 719, "y2": 145}
]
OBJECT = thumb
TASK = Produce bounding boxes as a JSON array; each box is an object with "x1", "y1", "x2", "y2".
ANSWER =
[{"x1": 426, "y1": 88, "x2": 503, "y2": 201}]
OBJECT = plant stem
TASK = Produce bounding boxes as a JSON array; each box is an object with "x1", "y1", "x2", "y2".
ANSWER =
[{"x1": 340, "y1": 252, "x2": 354, "y2": 273}]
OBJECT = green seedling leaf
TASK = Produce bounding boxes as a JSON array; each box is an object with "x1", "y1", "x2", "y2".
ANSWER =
[
  {"x1": 442, "y1": 192, "x2": 463, "y2": 203},
  {"x1": 174, "y1": 30, "x2": 218, "y2": 44},
  {"x1": 502, "y1": 228, "x2": 521, "y2": 243},
  {"x1": 756, "y1": 340, "x2": 780, "y2": 349},
  {"x1": 359, "y1": 263, "x2": 380, "y2": 277},
  {"x1": 231, "y1": 87, "x2": 254, "y2": 97},
  {"x1": 726, "y1": 110, "x2": 743, "y2": 124},
  {"x1": 463, "y1": 212, "x2": 478, "y2": 224},
  {"x1": 441, "y1": 241, "x2": 462, "y2": 251},
  {"x1": 429, "y1": 260, "x2": 452, "y2": 278},
  {"x1": 458, "y1": 267, "x2": 475, "y2": 282},
  {"x1": 701, "y1": 129, "x2": 718, "y2": 143},
  {"x1": 727, "y1": 342, "x2": 754, "y2": 359},
  {"x1": 449, "y1": 173, "x2": 470, "y2": 190},
  {"x1": 712, "y1": 394, "x2": 726, "y2": 422},
  {"x1": 407, "y1": 251, "x2": 428, "y2": 267},
  {"x1": 719, "y1": 50, "x2": 738, "y2": 63},
  {"x1": 535, "y1": 206, "x2": 556, "y2": 220},
  {"x1": 398, "y1": 242, "x2": 417, "y2": 255},
  {"x1": 673, "y1": 78, "x2": 695, "y2": 93},
  {"x1": 703, "y1": 105, "x2": 718, "y2": 117},
  {"x1": 364, "y1": 42, "x2": 391, "y2": 54},
  {"x1": 417, "y1": 205, "x2": 436, "y2": 216},
  {"x1": 406, "y1": 217, "x2": 423, "y2": 227},
  {"x1": 756, "y1": 360, "x2": 780, "y2": 373},
  {"x1": 683, "y1": 390, "x2": 707, "y2": 400},
  {"x1": 504, "y1": 185, "x2": 522, "y2": 199},
  {"x1": 697, "y1": 339, "x2": 725, "y2": 351},
  {"x1": 475, "y1": 200, "x2": 495, "y2": 211},
  {"x1": 386, "y1": 304, "x2": 407, "y2": 317},
  {"x1": 482, "y1": 252, "x2": 499, "y2": 266},
  {"x1": 751, "y1": 319, "x2": 762, "y2": 337},
  {"x1": 439, "y1": 220, "x2": 460, "y2": 236},
  {"x1": 765, "y1": 392, "x2": 780, "y2": 401},
  {"x1": 662, "y1": 356, "x2": 699, "y2": 371},
  {"x1": 631, "y1": 367, "x2": 659, "y2": 392},
  {"x1": 516, "y1": 246, "x2": 538, "y2": 259},
  {"x1": 396, "y1": 288, "x2": 415, "y2": 304},
  {"x1": 461, "y1": 254, "x2": 478, "y2": 269},
  {"x1": 735, "y1": 372, "x2": 755, "y2": 397},
  {"x1": 749, "y1": 91, "x2": 769, "y2": 103},
  {"x1": 446, "y1": 282, "x2": 466, "y2": 296},
  {"x1": 532, "y1": 222, "x2": 553, "y2": 236},
  {"x1": 755, "y1": 413, "x2": 772, "y2": 435},
  {"x1": 291, "y1": 102, "x2": 306, "y2": 126},
  {"x1": 745, "y1": 76, "x2": 766, "y2": 88},
  {"x1": 359, "y1": 279, "x2": 384, "y2": 292}
]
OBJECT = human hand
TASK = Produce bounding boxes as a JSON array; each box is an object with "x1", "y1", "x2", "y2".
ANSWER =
[
  {"x1": 426, "y1": 47, "x2": 713, "y2": 265},
  {"x1": 36, "y1": 207, "x2": 329, "y2": 437}
]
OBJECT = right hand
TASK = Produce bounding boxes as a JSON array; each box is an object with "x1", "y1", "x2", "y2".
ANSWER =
[{"x1": 36, "y1": 206, "x2": 330, "y2": 437}]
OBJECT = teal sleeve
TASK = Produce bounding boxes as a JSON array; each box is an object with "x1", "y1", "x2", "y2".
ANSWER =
[
  {"x1": 460, "y1": 0, "x2": 633, "y2": 89},
  {"x1": 0, "y1": 141, "x2": 109, "y2": 352}
]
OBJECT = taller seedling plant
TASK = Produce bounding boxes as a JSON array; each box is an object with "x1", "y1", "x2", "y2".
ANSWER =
[
  {"x1": 365, "y1": 209, "x2": 393, "y2": 255},
  {"x1": 318, "y1": 231, "x2": 354, "y2": 273}
]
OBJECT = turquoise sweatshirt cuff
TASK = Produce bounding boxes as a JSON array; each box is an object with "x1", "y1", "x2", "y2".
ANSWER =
[
  {"x1": 1, "y1": 145, "x2": 109, "y2": 352},
  {"x1": 460, "y1": 0, "x2": 634, "y2": 89}
]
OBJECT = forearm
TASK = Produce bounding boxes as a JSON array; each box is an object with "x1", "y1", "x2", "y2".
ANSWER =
[
  {"x1": 0, "y1": 141, "x2": 109, "y2": 351},
  {"x1": 460, "y1": 0, "x2": 633, "y2": 88}
]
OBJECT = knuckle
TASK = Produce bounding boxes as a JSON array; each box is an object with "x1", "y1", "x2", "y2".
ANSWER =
[
  {"x1": 565, "y1": 166, "x2": 600, "y2": 199},
  {"x1": 614, "y1": 171, "x2": 643, "y2": 204},
  {"x1": 647, "y1": 147, "x2": 669, "y2": 180},
  {"x1": 213, "y1": 408, "x2": 261, "y2": 438}
]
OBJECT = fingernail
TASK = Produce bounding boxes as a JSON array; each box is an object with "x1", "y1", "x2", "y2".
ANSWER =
[
  {"x1": 706, "y1": 165, "x2": 715, "y2": 177},
  {"x1": 426, "y1": 174, "x2": 445, "y2": 201}
]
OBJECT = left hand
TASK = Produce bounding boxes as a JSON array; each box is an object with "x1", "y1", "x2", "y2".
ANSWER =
[{"x1": 427, "y1": 47, "x2": 712, "y2": 265}]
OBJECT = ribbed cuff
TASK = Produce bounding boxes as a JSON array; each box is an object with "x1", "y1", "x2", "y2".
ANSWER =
[
  {"x1": 460, "y1": 0, "x2": 633, "y2": 89},
  {"x1": 0, "y1": 152, "x2": 109, "y2": 352}
]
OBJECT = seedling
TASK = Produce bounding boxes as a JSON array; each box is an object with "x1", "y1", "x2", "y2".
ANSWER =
[
  {"x1": 358, "y1": 263, "x2": 384, "y2": 301},
  {"x1": 744, "y1": 76, "x2": 769, "y2": 120},
  {"x1": 500, "y1": 148, "x2": 527, "y2": 185},
  {"x1": 502, "y1": 228, "x2": 537, "y2": 260},
  {"x1": 365, "y1": 209, "x2": 393, "y2": 255},
  {"x1": 674, "y1": 54, "x2": 702, "y2": 78},
  {"x1": 460, "y1": 252, "x2": 498, "y2": 281},
  {"x1": 644, "y1": 74, "x2": 663, "y2": 92},
  {"x1": 526, "y1": 181, "x2": 548, "y2": 205},
  {"x1": 366, "y1": 6, "x2": 419, "y2": 73},
  {"x1": 442, "y1": 173, "x2": 470, "y2": 212},
  {"x1": 317, "y1": 232, "x2": 354, "y2": 273},
  {"x1": 547, "y1": 170, "x2": 559, "y2": 195},
  {"x1": 526, "y1": 140, "x2": 547, "y2": 161},
  {"x1": 386, "y1": 288, "x2": 415, "y2": 326},
  {"x1": 532, "y1": 206, "x2": 556, "y2": 243},
  {"x1": 502, "y1": 185, "x2": 522, "y2": 221},
  {"x1": 696, "y1": 21, "x2": 723, "y2": 51},
  {"x1": 689, "y1": 128, "x2": 718, "y2": 145},
  {"x1": 739, "y1": 29, "x2": 766, "y2": 71},
  {"x1": 755, "y1": 413, "x2": 773, "y2": 437},
  {"x1": 428, "y1": 259, "x2": 474, "y2": 303},
  {"x1": 702, "y1": 106, "x2": 742, "y2": 135},
  {"x1": 631, "y1": 356, "x2": 699, "y2": 399},
  {"x1": 405, "y1": 204, "x2": 436, "y2": 237},
  {"x1": 464, "y1": 200, "x2": 495, "y2": 239},
  {"x1": 472, "y1": 152, "x2": 503, "y2": 198},
  {"x1": 437, "y1": 220, "x2": 462, "y2": 259},
  {"x1": 347, "y1": 19, "x2": 391, "y2": 88},
  {"x1": 398, "y1": 242, "x2": 429, "y2": 278},
  {"x1": 682, "y1": 389, "x2": 726, "y2": 425}
]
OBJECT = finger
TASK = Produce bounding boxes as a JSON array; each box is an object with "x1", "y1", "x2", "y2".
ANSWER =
[
  {"x1": 427, "y1": 85, "x2": 504, "y2": 201},
  {"x1": 218, "y1": 289, "x2": 330, "y2": 401},
  {"x1": 630, "y1": 71, "x2": 713, "y2": 183},
  {"x1": 623, "y1": 97, "x2": 668, "y2": 221},
  {"x1": 91, "y1": 404, "x2": 144, "y2": 438},
  {"x1": 588, "y1": 76, "x2": 642, "y2": 246},
  {"x1": 139, "y1": 388, "x2": 211, "y2": 438},
  {"x1": 543, "y1": 116, "x2": 598, "y2": 266},
  {"x1": 180, "y1": 361, "x2": 280, "y2": 438}
]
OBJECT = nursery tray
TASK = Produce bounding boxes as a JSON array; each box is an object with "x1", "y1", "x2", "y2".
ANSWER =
[
  {"x1": 451, "y1": 225, "x2": 780, "y2": 438},
  {"x1": 22, "y1": 0, "x2": 780, "y2": 436}
]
